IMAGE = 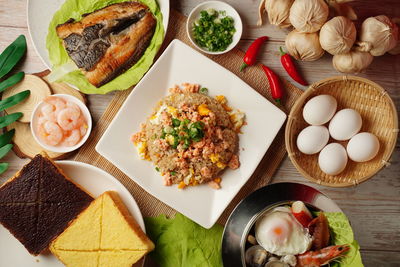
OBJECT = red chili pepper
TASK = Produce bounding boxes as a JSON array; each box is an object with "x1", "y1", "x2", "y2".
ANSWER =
[
  {"x1": 279, "y1": 47, "x2": 308, "y2": 86},
  {"x1": 240, "y1": 36, "x2": 268, "y2": 72},
  {"x1": 261, "y1": 65, "x2": 283, "y2": 104}
]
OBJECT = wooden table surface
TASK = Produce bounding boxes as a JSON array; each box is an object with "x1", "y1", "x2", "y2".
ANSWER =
[{"x1": 0, "y1": 0, "x2": 398, "y2": 266}]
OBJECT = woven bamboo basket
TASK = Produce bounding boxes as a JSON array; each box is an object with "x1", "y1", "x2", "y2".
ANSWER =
[{"x1": 285, "y1": 76, "x2": 398, "y2": 187}]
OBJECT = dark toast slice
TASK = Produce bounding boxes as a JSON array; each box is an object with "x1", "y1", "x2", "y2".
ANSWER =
[
  {"x1": 56, "y1": 1, "x2": 156, "y2": 87},
  {"x1": 0, "y1": 153, "x2": 93, "y2": 255}
]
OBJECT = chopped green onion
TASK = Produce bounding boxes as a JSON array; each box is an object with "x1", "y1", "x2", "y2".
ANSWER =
[
  {"x1": 155, "y1": 167, "x2": 160, "y2": 172},
  {"x1": 172, "y1": 118, "x2": 181, "y2": 127},
  {"x1": 199, "y1": 87, "x2": 208, "y2": 94},
  {"x1": 170, "y1": 171, "x2": 177, "y2": 176}
]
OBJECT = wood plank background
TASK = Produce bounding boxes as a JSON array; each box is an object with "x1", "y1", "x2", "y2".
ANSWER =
[{"x1": 0, "y1": 0, "x2": 399, "y2": 266}]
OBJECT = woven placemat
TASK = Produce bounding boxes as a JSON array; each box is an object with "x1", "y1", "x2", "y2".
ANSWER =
[{"x1": 74, "y1": 10, "x2": 303, "y2": 225}]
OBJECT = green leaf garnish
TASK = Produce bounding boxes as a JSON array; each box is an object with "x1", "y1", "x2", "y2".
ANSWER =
[
  {"x1": 144, "y1": 213, "x2": 223, "y2": 267},
  {"x1": 0, "y1": 72, "x2": 24, "y2": 93},
  {"x1": 0, "y1": 35, "x2": 27, "y2": 79},
  {"x1": 0, "y1": 129, "x2": 15, "y2": 148},
  {"x1": 0, "y1": 112, "x2": 22, "y2": 128},
  {"x1": 0, "y1": 162, "x2": 9, "y2": 175},
  {"x1": 0, "y1": 90, "x2": 30, "y2": 111},
  {"x1": 0, "y1": 144, "x2": 13, "y2": 159}
]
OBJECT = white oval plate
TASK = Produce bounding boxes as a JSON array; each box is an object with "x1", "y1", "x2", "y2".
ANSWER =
[
  {"x1": 0, "y1": 160, "x2": 145, "y2": 267},
  {"x1": 27, "y1": 0, "x2": 170, "y2": 69}
]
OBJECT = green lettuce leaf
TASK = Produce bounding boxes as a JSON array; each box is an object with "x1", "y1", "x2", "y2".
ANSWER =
[
  {"x1": 324, "y1": 212, "x2": 364, "y2": 267},
  {"x1": 144, "y1": 213, "x2": 223, "y2": 267},
  {"x1": 46, "y1": 0, "x2": 164, "y2": 94}
]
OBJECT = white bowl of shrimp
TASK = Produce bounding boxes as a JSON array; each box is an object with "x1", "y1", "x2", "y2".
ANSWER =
[{"x1": 31, "y1": 94, "x2": 92, "y2": 153}]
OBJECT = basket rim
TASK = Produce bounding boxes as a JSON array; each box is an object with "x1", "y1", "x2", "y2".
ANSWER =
[{"x1": 285, "y1": 75, "x2": 399, "y2": 187}]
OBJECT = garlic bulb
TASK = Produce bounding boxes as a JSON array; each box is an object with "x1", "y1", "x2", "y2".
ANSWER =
[
  {"x1": 333, "y1": 50, "x2": 374, "y2": 73},
  {"x1": 285, "y1": 30, "x2": 325, "y2": 61},
  {"x1": 359, "y1": 15, "x2": 399, "y2": 56},
  {"x1": 320, "y1": 16, "x2": 356, "y2": 55},
  {"x1": 258, "y1": 0, "x2": 294, "y2": 27},
  {"x1": 289, "y1": 0, "x2": 329, "y2": 33}
]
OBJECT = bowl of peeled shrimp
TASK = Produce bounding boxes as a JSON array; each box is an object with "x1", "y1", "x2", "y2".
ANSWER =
[
  {"x1": 31, "y1": 94, "x2": 92, "y2": 153},
  {"x1": 222, "y1": 183, "x2": 360, "y2": 267}
]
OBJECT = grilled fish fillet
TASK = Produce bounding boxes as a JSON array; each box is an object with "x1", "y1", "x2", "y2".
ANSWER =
[{"x1": 56, "y1": 2, "x2": 156, "y2": 87}]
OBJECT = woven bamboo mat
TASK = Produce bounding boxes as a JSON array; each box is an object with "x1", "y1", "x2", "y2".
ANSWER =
[{"x1": 74, "y1": 10, "x2": 303, "y2": 225}]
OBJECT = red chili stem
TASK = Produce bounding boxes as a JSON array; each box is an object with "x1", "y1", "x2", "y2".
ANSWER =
[
  {"x1": 261, "y1": 65, "x2": 283, "y2": 104},
  {"x1": 240, "y1": 36, "x2": 268, "y2": 72},
  {"x1": 279, "y1": 47, "x2": 308, "y2": 86}
]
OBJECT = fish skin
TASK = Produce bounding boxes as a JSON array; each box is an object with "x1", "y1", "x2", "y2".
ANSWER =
[{"x1": 56, "y1": 2, "x2": 156, "y2": 88}]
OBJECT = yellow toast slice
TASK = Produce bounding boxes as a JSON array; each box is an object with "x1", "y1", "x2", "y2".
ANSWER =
[{"x1": 50, "y1": 191, "x2": 154, "y2": 267}]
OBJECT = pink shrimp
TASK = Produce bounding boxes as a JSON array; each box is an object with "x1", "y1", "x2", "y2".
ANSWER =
[
  {"x1": 57, "y1": 108, "x2": 81, "y2": 131},
  {"x1": 208, "y1": 181, "x2": 221, "y2": 189},
  {"x1": 38, "y1": 121, "x2": 63, "y2": 146},
  {"x1": 296, "y1": 245, "x2": 350, "y2": 267},
  {"x1": 61, "y1": 129, "x2": 81, "y2": 147},
  {"x1": 43, "y1": 96, "x2": 66, "y2": 117}
]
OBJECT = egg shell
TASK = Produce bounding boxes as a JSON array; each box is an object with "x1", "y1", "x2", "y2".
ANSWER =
[
  {"x1": 297, "y1": 126, "x2": 330, "y2": 155},
  {"x1": 302, "y1": 95, "x2": 337, "y2": 125},
  {"x1": 318, "y1": 143, "x2": 348, "y2": 175},
  {"x1": 329, "y1": 108, "x2": 362, "y2": 141},
  {"x1": 347, "y1": 132, "x2": 380, "y2": 162}
]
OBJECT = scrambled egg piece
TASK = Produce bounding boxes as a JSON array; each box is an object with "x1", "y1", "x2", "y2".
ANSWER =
[
  {"x1": 150, "y1": 104, "x2": 178, "y2": 124},
  {"x1": 229, "y1": 109, "x2": 246, "y2": 132},
  {"x1": 198, "y1": 104, "x2": 211, "y2": 116},
  {"x1": 210, "y1": 154, "x2": 227, "y2": 169},
  {"x1": 135, "y1": 141, "x2": 149, "y2": 160}
]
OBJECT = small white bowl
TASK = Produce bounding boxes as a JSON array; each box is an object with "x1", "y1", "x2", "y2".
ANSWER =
[
  {"x1": 31, "y1": 94, "x2": 92, "y2": 153},
  {"x1": 186, "y1": 1, "x2": 243, "y2": 55}
]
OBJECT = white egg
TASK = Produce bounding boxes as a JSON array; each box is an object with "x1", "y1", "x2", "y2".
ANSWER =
[
  {"x1": 329, "y1": 109, "x2": 362, "y2": 141},
  {"x1": 347, "y1": 132, "x2": 380, "y2": 162},
  {"x1": 318, "y1": 143, "x2": 348, "y2": 175},
  {"x1": 255, "y1": 207, "x2": 312, "y2": 256},
  {"x1": 297, "y1": 126, "x2": 330, "y2": 155},
  {"x1": 302, "y1": 95, "x2": 337, "y2": 125}
]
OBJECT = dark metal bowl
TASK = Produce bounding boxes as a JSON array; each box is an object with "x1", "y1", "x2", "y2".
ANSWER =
[{"x1": 221, "y1": 182, "x2": 342, "y2": 267}]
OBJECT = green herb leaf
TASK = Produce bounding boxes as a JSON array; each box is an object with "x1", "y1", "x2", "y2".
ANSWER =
[
  {"x1": 155, "y1": 167, "x2": 160, "y2": 172},
  {"x1": 0, "y1": 144, "x2": 13, "y2": 159},
  {"x1": 0, "y1": 35, "x2": 27, "y2": 79},
  {"x1": 0, "y1": 72, "x2": 24, "y2": 93},
  {"x1": 0, "y1": 162, "x2": 9, "y2": 175},
  {"x1": 145, "y1": 213, "x2": 223, "y2": 267},
  {"x1": 0, "y1": 112, "x2": 23, "y2": 128},
  {"x1": 170, "y1": 171, "x2": 177, "y2": 176},
  {"x1": 0, "y1": 90, "x2": 30, "y2": 111},
  {"x1": 0, "y1": 129, "x2": 15, "y2": 147}
]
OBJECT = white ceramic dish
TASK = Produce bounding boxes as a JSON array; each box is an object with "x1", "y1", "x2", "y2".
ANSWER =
[
  {"x1": 27, "y1": 0, "x2": 170, "y2": 69},
  {"x1": 186, "y1": 1, "x2": 242, "y2": 55},
  {"x1": 96, "y1": 39, "x2": 287, "y2": 228},
  {"x1": 31, "y1": 94, "x2": 92, "y2": 153},
  {"x1": 0, "y1": 161, "x2": 145, "y2": 267}
]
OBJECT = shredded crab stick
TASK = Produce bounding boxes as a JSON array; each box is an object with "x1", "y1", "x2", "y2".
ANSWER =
[{"x1": 291, "y1": 201, "x2": 313, "y2": 228}]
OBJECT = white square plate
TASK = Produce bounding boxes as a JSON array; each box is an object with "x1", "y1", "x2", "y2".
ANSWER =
[{"x1": 96, "y1": 39, "x2": 286, "y2": 228}]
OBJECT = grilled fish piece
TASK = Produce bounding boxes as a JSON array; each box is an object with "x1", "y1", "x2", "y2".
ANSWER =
[{"x1": 56, "y1": 2, "x2": 156, "y2": 87}]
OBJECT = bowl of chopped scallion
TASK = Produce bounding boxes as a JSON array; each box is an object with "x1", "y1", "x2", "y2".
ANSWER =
[{"x1": 186, "y1": 1, "x2": 243, "y2": 55}]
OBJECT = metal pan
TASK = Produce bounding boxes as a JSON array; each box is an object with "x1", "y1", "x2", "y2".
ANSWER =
[{"x1": 221, "y1": 182, "x2": 342, "y2": 267}]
